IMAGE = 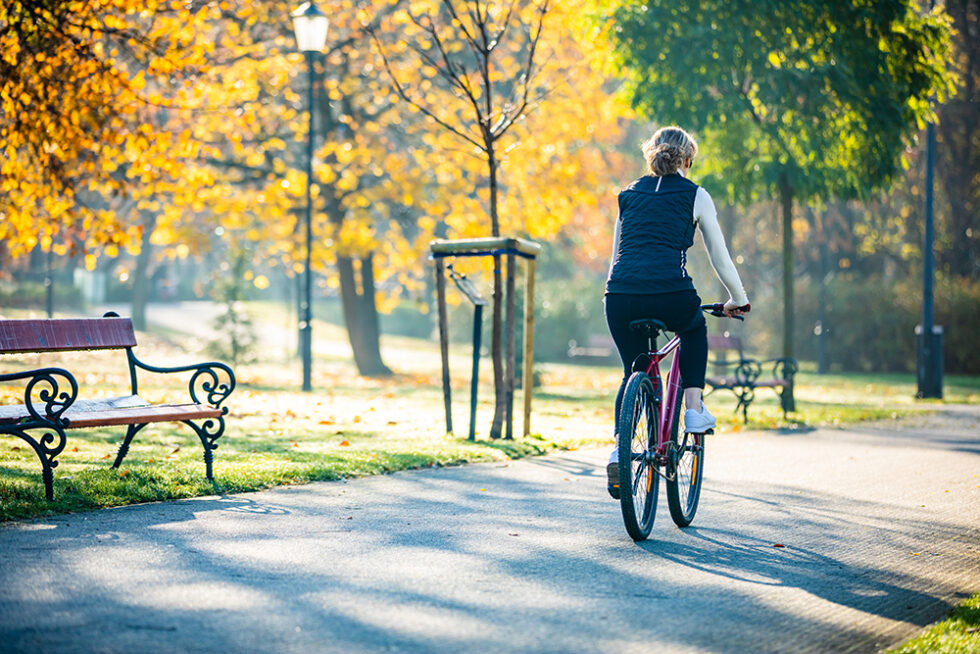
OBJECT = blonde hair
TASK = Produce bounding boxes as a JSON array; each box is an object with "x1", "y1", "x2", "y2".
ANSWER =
[{"x1": 642, "y1": 126, "x2": 698, "y2": 176}]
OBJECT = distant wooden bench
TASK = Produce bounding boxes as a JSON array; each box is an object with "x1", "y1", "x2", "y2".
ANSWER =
[
  {"x1": 705, "y1": 333, "x2": 797, "y2": 422},
  {"x1": 0, "y1": 314, "x2": 235, "y2": 500}
]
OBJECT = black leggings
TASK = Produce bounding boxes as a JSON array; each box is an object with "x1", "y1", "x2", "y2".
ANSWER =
[{"x1": 605, "y1": 290, "x2": 707, "y2": 430}]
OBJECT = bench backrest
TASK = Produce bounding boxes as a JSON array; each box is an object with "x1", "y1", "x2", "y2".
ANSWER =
[
  {"x1": 0, "y1": 318, "x2": 137, "y2": 354},
  {"x1": 708, "y1": 333, "x2": 743, "y2": 354}
]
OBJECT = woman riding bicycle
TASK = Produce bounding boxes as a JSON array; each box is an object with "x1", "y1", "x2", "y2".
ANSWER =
[{"x1": 605, "y1": 126, "x2": 749, "y2": 497}]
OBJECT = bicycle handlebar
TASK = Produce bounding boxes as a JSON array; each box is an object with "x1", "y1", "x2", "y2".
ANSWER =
[{"x1": 701, "y1": 303, "x2": 751, "y2": 321}]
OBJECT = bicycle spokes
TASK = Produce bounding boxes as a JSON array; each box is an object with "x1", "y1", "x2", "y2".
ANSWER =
[{"x1": 617, "y1": 373, "x2": 660, "y2": 541}]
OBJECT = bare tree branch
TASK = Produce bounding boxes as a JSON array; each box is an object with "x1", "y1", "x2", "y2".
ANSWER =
[
  {"x1": 438, "y1": 0, "x2": 482, "y2": 54},
  {"x1": 368, "y1": 26, "x2": 486, "y2": 151},
  {"x1": 492, "y1": 0, "x2": 551, "y2": 139},
  {"x1": 491, "y1": 0, "x2": 520, "y2": 51}
]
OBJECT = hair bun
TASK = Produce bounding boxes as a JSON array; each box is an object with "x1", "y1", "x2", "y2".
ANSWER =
[{"x1": 641, "y1": 126, "x2": 697, "y2": 176}]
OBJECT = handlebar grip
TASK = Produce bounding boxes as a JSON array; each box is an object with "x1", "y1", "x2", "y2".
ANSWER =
[{"x1": 701, "y1": 303, "x2": 749, "y2": 320}]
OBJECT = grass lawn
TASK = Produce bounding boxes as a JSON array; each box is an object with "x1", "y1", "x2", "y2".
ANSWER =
[
  {"x1": 1, "y1": 303, "x2": 976, "y2": 522},
  {"x1": 889, "y1": 593, "x2": 980, "y2": 654}
]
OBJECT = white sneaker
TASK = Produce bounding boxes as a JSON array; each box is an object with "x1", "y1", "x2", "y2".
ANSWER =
[
  {"x1": 684, "y1": 405, "x2": 716, "y2": 433},
  {"x1": 606, "y1": 446, "x2": 620, "y2": 498}
]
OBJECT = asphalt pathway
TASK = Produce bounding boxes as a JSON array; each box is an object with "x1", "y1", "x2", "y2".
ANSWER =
[{"x1": 2, "y1": 407, "x2": 978, "y2": 654}]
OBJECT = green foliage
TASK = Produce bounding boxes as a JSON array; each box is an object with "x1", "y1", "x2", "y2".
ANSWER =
[
  {"x1": 0, "y1": 279, "x2": 84, "y2": 311},
  {"x1": 605, "y1": 0, "x2": 957, "y2": 204},
  {"x1": 207, "y1": 248, "x2": 258, "y2": 366},
  {"x1": 533, "y1": 275, "x2": 613, "y2": 362},
  {"x1": 889, "y1": 593, "x2": 980, "y2": 654},
  {"x1": 743, "y1": 274, "x2": 980, "y2": 374}
]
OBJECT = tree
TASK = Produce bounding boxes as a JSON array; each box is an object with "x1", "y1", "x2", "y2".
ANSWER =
[
  {"x1": 1, "y1": 0, "x2": 212, "y2": 258},
  {"x1": 372, "y1": 0, "x2": 631, "y2": 437},
  {"x1": 605, "y1": 0, "x2": 956, "y2": 361},
  {"x1": 155, "y1": 0, "x2": 434, "y2": 377},
  {"x1": 371, "y1": 0, "x2": 554, "y2": 437}
]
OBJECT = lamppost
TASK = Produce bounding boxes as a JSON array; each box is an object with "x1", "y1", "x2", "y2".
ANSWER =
[
  {"x1": 916, "y1": 0, "x2": 942, "y2": 399},
  {"x1": 291, "y1": 2, "x2": 328, "y2": 392}
]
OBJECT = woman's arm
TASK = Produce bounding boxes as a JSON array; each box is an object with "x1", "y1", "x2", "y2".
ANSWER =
[
  {"x1": 607, "y1": 211, "x2": 622, "y2": 281},
  {"x1": 695, "y1": 187, "x2": 749, "y2": 307}
]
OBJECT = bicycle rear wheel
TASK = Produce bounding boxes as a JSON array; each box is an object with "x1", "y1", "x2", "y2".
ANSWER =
[
  {"x1": 665, "y1": 393, "x2": 705, "y2": 527},
  {"x1": 617, "y1": 372, "x2": 659, "y2": 541}
]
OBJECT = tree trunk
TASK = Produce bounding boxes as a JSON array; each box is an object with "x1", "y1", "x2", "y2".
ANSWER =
[
  {"x1": 779, "y1": 173, "x2": 795, "y2": 361},
  {"x1": 131, "y1": 212, "x2": 157, "y2": 331},
  {"x1": 337, "y1": 253, "x2": 392, "y2": 376},
  {"x1": 487, "y1": 145, "x2": 506, "y2": 440}
]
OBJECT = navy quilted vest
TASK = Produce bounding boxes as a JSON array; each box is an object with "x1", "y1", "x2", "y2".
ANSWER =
[{"x1": 605, "y1": 173, "x2": 699, "y2": 295}]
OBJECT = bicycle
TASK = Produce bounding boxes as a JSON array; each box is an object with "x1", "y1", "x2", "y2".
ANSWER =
[{"x1": 615, "y1": 302, "x2": 747, "y2": 541}]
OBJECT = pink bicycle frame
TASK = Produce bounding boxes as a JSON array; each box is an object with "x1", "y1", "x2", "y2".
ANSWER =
[{"x1": 638, "y1": 333, "x2": 683, "y2": 452}]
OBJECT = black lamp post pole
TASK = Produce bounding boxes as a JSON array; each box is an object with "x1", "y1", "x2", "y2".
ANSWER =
[
  {"x1": 301, "y1": 50, "x2": 315, "y2": 392},
  {"x1": 916, "y1": 0, "x2": 942, "y2": 399},
  {"x1": 916, "y1": 121, "x2": 942, "y2": 398}
]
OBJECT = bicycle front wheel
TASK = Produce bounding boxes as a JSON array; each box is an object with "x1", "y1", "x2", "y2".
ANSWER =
[
  {"x1": 617, "y1": 372, "x2": 659, "y2": 541},
  {"x1": 665, "y1": 392, "x2": 705, "y2": 527}
]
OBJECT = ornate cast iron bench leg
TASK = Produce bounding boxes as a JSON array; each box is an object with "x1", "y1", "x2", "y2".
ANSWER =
[
  {"x1": 112, "y1": 423, "x2": 149, "y2": 470},
  {"x1": 0, "y1": 367, "x2": 77, "y2": 500},
  {"x1": 735, "y1": 386, "x2": 756, "y2": 424},
  {"x1": 183, "y1": 415, "x2": 226, "y2": 481},
  {"x1": 8, "y1": 424, "x2": 68, "y2": 501}
]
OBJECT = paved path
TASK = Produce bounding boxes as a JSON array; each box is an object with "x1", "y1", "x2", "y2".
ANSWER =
[{"x1": 2, "y1": 408, "x2": 978, "y2": 654}]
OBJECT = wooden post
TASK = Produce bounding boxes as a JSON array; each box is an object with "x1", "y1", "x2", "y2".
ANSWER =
[
  {"x1": 435, "y1": 257, "x2": 452, "y2": 434},
  {"x1": 504, "y1": 252, "x2": 516, "y2": 440},
  {"x1": 522, "y1": 258, "x2": 536, "y2": 437}
]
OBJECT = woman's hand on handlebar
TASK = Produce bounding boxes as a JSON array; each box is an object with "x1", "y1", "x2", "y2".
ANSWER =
[{"x1": 723, "y1": 300, "x2": 750, "y2": 318}]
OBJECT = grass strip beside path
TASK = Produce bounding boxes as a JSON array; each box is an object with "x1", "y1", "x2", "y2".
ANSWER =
[
  {"x1": 0, "y1": 420, "x2": 607, "y2": 522},
  {"x1": 889, "y1": 593, "x2": 980, "y2": 654},
  {"x1": 2, "y1": 317, "x2": 976, "y2": 522}
]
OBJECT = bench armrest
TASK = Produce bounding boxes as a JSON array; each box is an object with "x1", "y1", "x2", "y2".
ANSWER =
[
  {"x1": 758, "y1": 357, "x2": 799, "y2": 381},
  {"x1": 707, "y1": 357, "x2": 763, "y2": 386},
  {"x1": 127, "y1": 353, "x2": 236, "y2": 409},
  {"x1": 0, "y1": 367, "x2": 78, "y2": 425}
]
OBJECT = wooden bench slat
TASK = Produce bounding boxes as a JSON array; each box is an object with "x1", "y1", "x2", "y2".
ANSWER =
[
  {"x1": 752, "y1": 379, "x2": 789, "y2": 388},
  {"x1": 706, "y1": 377, "x2": 788, "y2": 389},
  {"x1": 0, "y1": 318, "x2": 137, "y2": 353},
  {"x1": 0, "y1": 395, "x2": 149, "y2": 423},
  {"x1": 64, "y1": 403, "x2": 222, "y2": 429},
  {"x1": 0, "y1": 395, "x2": 221, "y2": 428}
]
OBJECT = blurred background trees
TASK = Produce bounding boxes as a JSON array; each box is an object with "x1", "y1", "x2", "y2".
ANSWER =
[
  {"x1": 604, "y1": 0, "x2": 956, "y2": 362},
  {"x1": 2, "y1": 0, "x2": 977, "y2": 382}
]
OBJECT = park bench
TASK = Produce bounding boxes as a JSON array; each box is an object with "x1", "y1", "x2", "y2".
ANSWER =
[
  {"x1": 0, "y1": 313, "x2": 235, "y2": 500},
  {"x1": 705, "y1": 333, "x2": 797, "y2": 422}
]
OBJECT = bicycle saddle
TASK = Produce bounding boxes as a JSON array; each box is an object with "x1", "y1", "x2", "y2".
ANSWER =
[{"x1": 629, "y1": 319, "x2": 669, "y2": 337}]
